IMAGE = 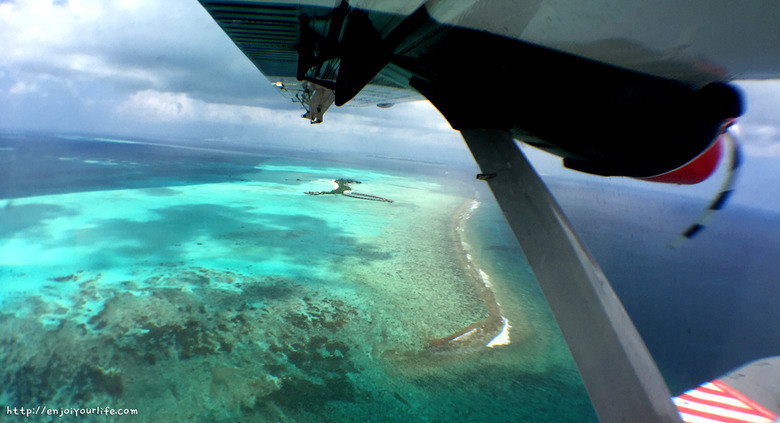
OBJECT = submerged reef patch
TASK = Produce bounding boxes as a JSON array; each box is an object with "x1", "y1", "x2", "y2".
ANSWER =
[{"x1": 0, "y1": 267, "x2": 378, "y2": 422}]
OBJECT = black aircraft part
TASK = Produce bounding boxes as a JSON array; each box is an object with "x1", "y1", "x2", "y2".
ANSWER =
[
  {"x1": 397, "y1": 19, "x2": 743, "y2": 178},
  {"x1": 296, "y1": 3, "x2": 430, "y2": 106},
  {"x1": 295, "y1": 5, "x2": 743, "y2": 178},
  {"x1": 290, "y1": 3, "x2": 743, "y2": 178}
]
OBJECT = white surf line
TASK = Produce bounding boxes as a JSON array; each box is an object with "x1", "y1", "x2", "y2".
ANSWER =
[
  {"x1": 478, "y1": 269, "x2": 493, "y2": 288},
  {"x1": 486, "y1": 317, "x2": 512, "y2": 348},
  {"x1": 456, "y1": 196, "x2": 512, "y2": 348},
  {"x1": 452, "y1": 328, "x2": 478, "y2": 342}
]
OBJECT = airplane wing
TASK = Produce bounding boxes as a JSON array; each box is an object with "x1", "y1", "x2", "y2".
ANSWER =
[
  {"x1": 198, "y1": 0, "x2": 766, "y2": 179},
  {"x1": 197, "y1": 1, "x2": 424, "y2": 112},
  {"x1": 197, "y1": 1, "x2": 780, "y2": 422}
]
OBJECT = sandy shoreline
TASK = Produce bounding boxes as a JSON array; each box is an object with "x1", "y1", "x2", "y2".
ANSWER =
[{"x1": 425, "y1": 195, "x2": 511, "y2": 351}]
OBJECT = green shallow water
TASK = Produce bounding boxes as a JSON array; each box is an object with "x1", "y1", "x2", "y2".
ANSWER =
[{"x1": 0, "y1": 136, "x2": 596, "y2": 422}]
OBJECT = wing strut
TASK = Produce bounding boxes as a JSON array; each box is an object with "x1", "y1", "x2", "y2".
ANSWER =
[{"x1": 461, "y1": 128, "x2": 683, "y2": 423}]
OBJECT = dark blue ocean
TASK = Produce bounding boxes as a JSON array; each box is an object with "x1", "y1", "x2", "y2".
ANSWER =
[{"x1": 549, "y1": 179, "x2": 780, "y2": 395}]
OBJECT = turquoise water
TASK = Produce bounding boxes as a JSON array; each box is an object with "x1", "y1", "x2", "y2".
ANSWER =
[{"x1": 0, "y1": 134, "x2": 595, "y2": 421}]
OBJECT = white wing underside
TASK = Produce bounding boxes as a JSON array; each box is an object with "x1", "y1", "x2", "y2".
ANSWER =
[{"x1": 238, "y1": 0, "x2": 780, "y2": 98}]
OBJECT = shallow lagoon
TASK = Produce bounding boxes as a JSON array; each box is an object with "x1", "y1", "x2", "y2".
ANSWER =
[{"x1": 0, "y1": 134, "x2": 595, "y2": 422}]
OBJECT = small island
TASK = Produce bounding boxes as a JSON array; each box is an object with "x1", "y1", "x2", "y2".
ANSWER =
[
  {"x1": 305, "y1": 179, "x2": 393, "y2": 203},
  {"x1": 304, "y1": 178, "x2": 361, "y2": 195}
]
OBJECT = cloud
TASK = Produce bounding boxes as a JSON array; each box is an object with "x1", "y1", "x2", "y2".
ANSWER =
[
  {"x1": 116, "y1": 89, "x2": 292, "y2": 125},
  {"x1": 113, "y1": 88, "x2": 449, "y2": 133},
  {"x1": 0, "y1": 0, "x2": 278, "y2": 106},
  {"x1": 8, "y1": 81, "x2": 39, "y2": 96},
  {"x1": 737, "y1": 124, "x2": 780, "y2": 157},
  {"x1": 734, "y1": 80, "x2": 780, "y2": 156},
  {"x1": 108, "y1": 86, "x2": 467, "y2": 162},
  {"x1": 0, "y1": 0, "x2": 462, "y2": 153}
]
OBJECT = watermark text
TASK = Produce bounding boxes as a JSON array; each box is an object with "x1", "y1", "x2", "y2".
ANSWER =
[{"x1": 6, "y1": 406, "x2": 137, "y2": 418}]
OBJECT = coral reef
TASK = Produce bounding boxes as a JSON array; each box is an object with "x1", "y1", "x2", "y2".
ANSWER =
[{"x1": 0, "y1": 267, "x2": 376, "y2": 422}]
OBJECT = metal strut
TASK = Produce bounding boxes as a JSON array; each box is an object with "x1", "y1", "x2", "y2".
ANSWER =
[{"x1": 461, "y1": 128, "x2": 683, "y2": 423}]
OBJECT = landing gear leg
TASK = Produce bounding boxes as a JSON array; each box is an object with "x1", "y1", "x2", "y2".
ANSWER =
[{"x1": 461, "y1": 128, "x2": 682, "y2": 423}]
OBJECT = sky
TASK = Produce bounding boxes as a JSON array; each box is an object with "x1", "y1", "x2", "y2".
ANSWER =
[
  {"x1": 0, "y1": 0, "x2": 467, "y2": 161},
  {"x1": 1, "y1": 0, "x2": 779, "y2": 209}
]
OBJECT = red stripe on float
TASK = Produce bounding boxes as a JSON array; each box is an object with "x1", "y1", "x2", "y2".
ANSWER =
[
  {"x1": 676, "y1": 404, "x2": 769, "y2": 423},
  {"x1": 695, "y1": 385, "x2": 730, "y2": 396},
  {"x1": 678, "y1": 393, "x2": 757, "y2": 413}
]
